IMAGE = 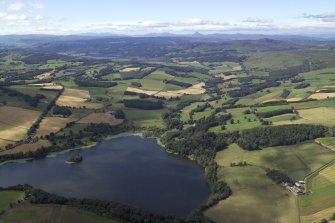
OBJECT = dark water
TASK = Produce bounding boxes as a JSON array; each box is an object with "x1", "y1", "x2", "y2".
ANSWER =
[{"x1": 0, "y1": 135, "x2": 210, "y2": 216}]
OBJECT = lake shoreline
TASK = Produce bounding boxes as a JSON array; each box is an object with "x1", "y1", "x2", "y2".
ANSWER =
[{"x1": 0, "y1": 133, "x2": 210, "y2": 216}]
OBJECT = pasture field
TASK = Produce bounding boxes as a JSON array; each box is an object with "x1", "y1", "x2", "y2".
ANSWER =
[
  {"x1": 243, "y1": 51, "x2": 304, "y2": 70},
  {"x1": 315, "y1": 137, "x2": 335, "y2": 150},
  {"x1": 290, "y1": 99, "x2": 335, "y2": 110},
  {"x1": 192, "y1": 108, "x2": 213, "y2": 120},
  {"x1": 224, "y1": 107, "x2": 261, "y2": 132},
  {"x1": 77, "y1": 113, "x2": 123, "y2": 125},
  {"x1": 102, "y1": 72, "x2": 121, "y2": 81},
  {"x1": 139, "y1": 70, "x2": 175, "y2": 90},
  {"x1": 205, "y1": 166, "x2": 297, "y2": 223},
  {"x1": 273, "y1": 107, "x2": 335, "y2": 126},
  {"x1": 0, "y1": 140, "x2": 50, "y2": 155},
  {"x1": 237, "y1": 87, "x2": 285, "y2": 105},
  {"x1": 56, "y1": 80, "x2": 79, "y2": 88},
  {"x1": 0, "y1": 191, "x2": 25, "y2": 211},
  {"x1": 180, "y1": 102, "x2": 205, "y2": 122},
  {"x1": 126, "y1": 82, "x2": 205, "y2": 99},
  {"x1": 309, "y1": 92, "x2": 335, "y2": 100},
  {"x1": 2, "y1": 85, "x2": 58, "y2": 111},
  {"x1": 0, "y1": 205, "x2": 119, "y2": 223},
  {"x1": 56, "y1": 88, "x2": 103, "y2": 109},
  {"x1": 265, "y1": 114, "x2": 301, "y2": 123},
  {"x1": 123, "y1": 106, "x2": 167, "y2": 128},
  {"x1": 0, "y1": 106, "x2": 40, "y2": 143},
  {"x1": 254, "y1": 104, "x2": 292, "y2": 113},
  {"x1": 38, "y1": 59, "x2": 68, "y2": 69},
  {"x1": 36, "y1": 117, "x2": 77, "y2": 137},
  {"x1": 300, "y1": 162, "x2": 335, "y2": 220},
  {"x1": 208, "y1": 62, "x2": 241, "y2": 75},
  {"x1": 215, "y1": 143, "x2": 335, "y2": 181}
]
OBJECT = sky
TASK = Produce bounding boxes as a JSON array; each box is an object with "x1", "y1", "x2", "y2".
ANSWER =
[{"x1": 0, "y1": 0, "x2": 335, "y2": 35}]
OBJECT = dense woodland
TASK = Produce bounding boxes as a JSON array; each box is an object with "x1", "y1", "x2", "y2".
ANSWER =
[
  {"x1": 52, "y1": 105, "x2": 72, "y2": 117},
  {"x1": 75, "y1": 78, "x2": 117, "y2": 88},
  {"x1": 123, "y1": 99, "x2": 164, "y2": 110},
  {"x1": 237, "y1": 124, "x2": 327, "y2": 150}
]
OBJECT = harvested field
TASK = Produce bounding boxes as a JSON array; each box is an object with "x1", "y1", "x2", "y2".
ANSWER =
[
  {"x1": 29, "y1": 83, "x2": 63, "y2": 90},
  {"x1": 126, "y1": 87, "x2": 158, "y2": 96},
  {"x1": 41, "y1": 85, "x2": 63, "y2": 90},
  {"x1": 36, "y1": 117, "x2": 77, "y2": 137},
  {"x1": 34, "y1": 71, "x2": 54, "y2": 80},
  {"x1": 126, "y1": 82, "x2": 205, "y2": 99},
  {"x1": 0, "y1": 139, "x2": 12, "y2": 148},
  {"x1": 232, "y1": 65, "x2": 242, "y2": 71},
  {"x1": 29, "y1": 83, "x2": 55, "y2": 86},
  {"x1": 56, "y1": 88, "x2": 103, "y2": 109},
  {"x1": 77, "y1": 113, "x2": 123, "y2": 125},
  {"x1": 177, "y1": 61, "x2": 200, "y2": 65},
  {"x1": 0, "y1": 140, "x2": 50, "y2": 155},
  {"x1": 273, "y1": 107, "x2": 335, "y2": 126},
  {"x1": 321, "y1": 85, "x2": 335, "y2": 89},
  {"x1": 301, "y1": 206, "x2": 335, "y2": 223},
  {"x1": 120, "y1": 67, "x2": 141, "y2": 72},
  {"x1": 308, "y1": 92, "x2": 335, "y2": 100},
  {"x1": 0, "y1": 106, "x2": 40, "y2": 142},
  {"x1": 287, "y1": 97, "x2": 305, "y2": 102}
]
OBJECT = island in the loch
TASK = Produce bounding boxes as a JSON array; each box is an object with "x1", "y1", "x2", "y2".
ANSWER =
[{"x1": 66, "y1": 153, "x2": 83, "y2": 164}]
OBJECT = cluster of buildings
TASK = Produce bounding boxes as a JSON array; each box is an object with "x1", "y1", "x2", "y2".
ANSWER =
[{"x1": 284, "y1": 181, "x2": 305, "y2": 195}]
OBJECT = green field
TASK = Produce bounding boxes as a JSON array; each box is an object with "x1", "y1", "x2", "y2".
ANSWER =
[
  {"x1": 300, "y1": 162, "x2": 335, "y2": 219},
  {"x1": 265, "y1": 113, "x2": 301, "y2": 122},
  {"x1": 0, "y1": 191, "x2": 25, "y2": 211},
  {"x1": 243, "y1": 51, "x2": 304, "y2": 70},
  {"x1": 216, "y1": 143, "x2": 335, "y2": 181},
  {"x1": 316, "y1": 137, "x2": 335, "y2": 148},
  {"x1": 223, "y1": 107, "x2": 261, "y2": 132},
  {"x1": 205, "y1": 166, "x2": 297, "y2": 223},
  {"x1": 0, "y1": 205, "x2": 119, "y2": 223}
]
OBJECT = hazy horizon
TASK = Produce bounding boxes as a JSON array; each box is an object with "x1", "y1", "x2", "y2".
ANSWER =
[{"x1": 0, "y1": 0, "x2": 335, "y2": 35}]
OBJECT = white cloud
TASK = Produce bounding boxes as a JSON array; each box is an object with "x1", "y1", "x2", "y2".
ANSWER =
[
  {"x1": 34, "y1": 15, "x2": 43, "y2": 21},
  {"x1": 30, "y1": 2, "x2": 45, "y2": 10},
  {"x1": 2, "y1": 16, "x2": 335, "y2": 35},
  {"x1": 243, "y1": 17, "x2": 274, "y2": 23},
  {"x1": 6, "y1": 1, "x2": 45, "y2": 12},
  {"x1": 303, "y1": 12, "x2": 335, "y2": 22},
  {"x1": 7, "y1": 1, "x2": 24, "y2": 11}
]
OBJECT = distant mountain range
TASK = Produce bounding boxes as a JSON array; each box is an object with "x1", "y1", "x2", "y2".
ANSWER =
[{"x1": 0, "y1": 32, "x2": 334, "y2": 49}]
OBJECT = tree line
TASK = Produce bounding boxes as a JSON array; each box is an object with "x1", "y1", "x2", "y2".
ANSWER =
[
  {"x1": 75, "y1": 78, "x2": 117, "y2": 88},
  {"x1": 255, "y1": 108, "x2": 294, "y2": 118},
  {"x1": 0, "y1": 184, "x2": 213, "y2": 223},
  {"x1": 123, "y1": 99, "x2": 164, "y2": 110},
  {"x1": 164, "y1": 79, "x2": 192, "y2": 88}
]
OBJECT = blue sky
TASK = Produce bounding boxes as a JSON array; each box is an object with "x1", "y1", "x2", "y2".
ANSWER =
[{"x1": 0, "y1": 0, "x2": 335, "y2": 35}]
